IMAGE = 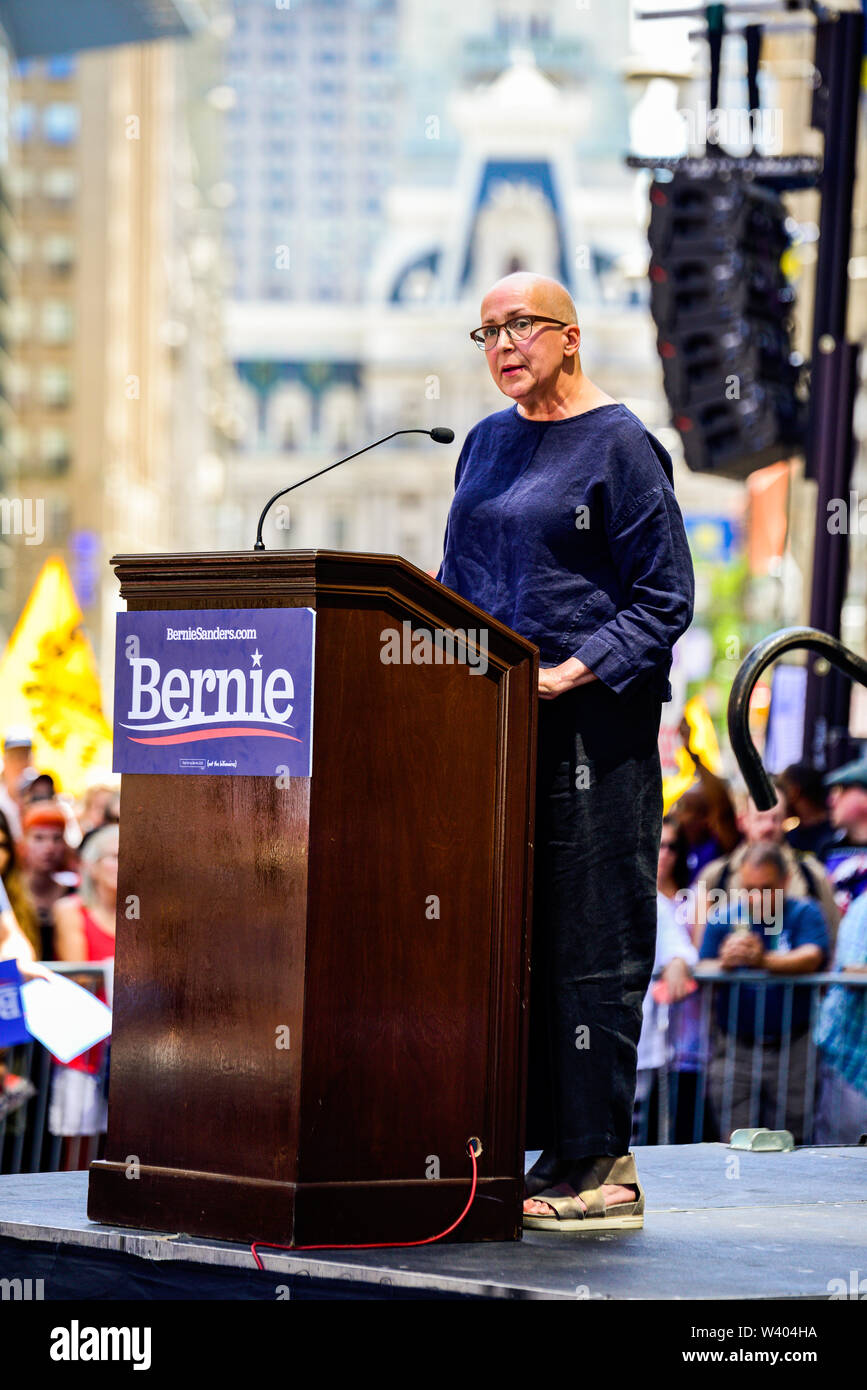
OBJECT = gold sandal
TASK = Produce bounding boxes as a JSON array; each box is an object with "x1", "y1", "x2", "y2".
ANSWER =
[{"x1": 522, "y1": 1152, "x2": 644, "y2": 1232}]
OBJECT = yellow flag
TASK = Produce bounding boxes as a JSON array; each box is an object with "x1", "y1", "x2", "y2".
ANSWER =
[
  {"x1": 662, "y1": 694, "x2": 723, "y2": 815},
  {"x1": 0, "y1": 556, "x2": 113, "y2": 794}
]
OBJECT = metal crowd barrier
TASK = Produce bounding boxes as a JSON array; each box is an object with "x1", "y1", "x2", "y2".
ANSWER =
[
  {"x1": 633, "y1": 970, "x2": 867, "y2": 1146},
  {"x1": 0, "y1": 962, "x2": 111, "y2": 1175},
  {"x1": 5, "y1": 960, "x2": 864, "y2": 1165}
]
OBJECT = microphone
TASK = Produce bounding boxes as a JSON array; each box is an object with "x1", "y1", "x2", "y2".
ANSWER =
[{"x1": 253, "y1": 428, "x2": 455, "y2": 550}]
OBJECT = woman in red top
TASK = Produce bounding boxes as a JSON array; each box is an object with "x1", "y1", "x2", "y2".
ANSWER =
[
  {"x1": 55, "y1": 823, "x2": 117, "y2": 964},
  {"x1": 50, "y1": 823, "x2": 117, "y2": 1167}
]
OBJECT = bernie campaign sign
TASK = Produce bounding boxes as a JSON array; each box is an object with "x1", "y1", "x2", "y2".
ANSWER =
[
  {"x1": 113, "y1": 608, "x2": 314, "y2": 777},
  {"x1": 0, "y1": 960, "x2": 31, "y2": 1049}
]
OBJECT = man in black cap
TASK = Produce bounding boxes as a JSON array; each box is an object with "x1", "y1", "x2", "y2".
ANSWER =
[{"x1": 822, "y1": 757, "x2": 867, "y2": 918}]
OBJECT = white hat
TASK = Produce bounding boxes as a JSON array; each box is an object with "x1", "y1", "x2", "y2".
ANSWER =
[{"x1": 3, "y1": 725, "x2": 34, "y2": 750}]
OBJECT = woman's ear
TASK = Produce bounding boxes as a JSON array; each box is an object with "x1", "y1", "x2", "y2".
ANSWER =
[{"x1": 562, "y1": 326, "x2": 581, "y2": 358}]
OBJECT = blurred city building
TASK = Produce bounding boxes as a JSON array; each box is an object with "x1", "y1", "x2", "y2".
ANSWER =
[
  {"x1": 0, "y1": 0, "x2": 237, "y2": 707},
  {"x1": 0, "y1": 0, "x2": 862, "y2": 741},
  {"x1": 220, "y1": 0, "x2": 741, "y2": 603}
]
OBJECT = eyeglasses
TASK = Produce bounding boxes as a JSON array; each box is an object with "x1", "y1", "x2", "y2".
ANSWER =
[{"x1": 469, "y1": 316, "x2": 570, "y2": 351}]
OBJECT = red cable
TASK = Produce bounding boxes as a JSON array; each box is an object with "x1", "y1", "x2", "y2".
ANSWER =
[{"x1": 251, "y1": 1142, "x2": 479, "y2": 1270}]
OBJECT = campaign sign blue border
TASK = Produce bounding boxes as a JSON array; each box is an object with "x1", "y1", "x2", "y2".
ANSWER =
[
  {"x1": 0, "y1": 960, "x2": 31, "y2": 1048},
  {"x1": 113, "y1": 608, "x2": 315, "y2": 777}
]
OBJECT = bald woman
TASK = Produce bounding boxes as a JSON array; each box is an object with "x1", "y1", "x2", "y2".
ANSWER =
[{"x1": 436, "y1": 273, "x2": 695, "y2": 1231}]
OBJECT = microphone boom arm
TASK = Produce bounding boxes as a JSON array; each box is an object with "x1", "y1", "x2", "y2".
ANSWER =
[{"x1": 253, "y1": 429, "x2": 451, "y2": 551}]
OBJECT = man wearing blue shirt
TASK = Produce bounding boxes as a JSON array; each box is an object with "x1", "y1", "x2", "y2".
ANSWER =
[
  {"x1": 698, "y1": 843, "x2": 828, "y2": 1143},
  {"x1": 437, "y1": 271, "x2": 695, "y2": 1230},
  {"x1": 814, "y1": 889, "x2": 867, "y2": 1143}
]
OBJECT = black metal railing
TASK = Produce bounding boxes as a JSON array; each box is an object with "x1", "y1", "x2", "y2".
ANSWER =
[
  {"x1": 633, "y1": 971, "x2": 867, "y2": 1146},
  {"x1": 0, "y1": 962, "x2": 110, "y2": 1175}
]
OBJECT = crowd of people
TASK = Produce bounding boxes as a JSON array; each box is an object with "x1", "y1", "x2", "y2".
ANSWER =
[
  {"x1": 1, "y1": 717, "x2": 865, "y2": 1160},
  {"x1": 636, "y1": 723, "x2": 867, "y2": 1146},
  {"x1": 0, "y1": 726, "x2": 118, "y2": 1163}
]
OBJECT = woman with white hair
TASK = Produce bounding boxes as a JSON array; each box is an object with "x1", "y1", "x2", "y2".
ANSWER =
[{"x1": 54, "y1": 823, "x2": 118, "y2": 964}]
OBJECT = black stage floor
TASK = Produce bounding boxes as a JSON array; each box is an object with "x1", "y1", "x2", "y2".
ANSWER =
[{"x1": 0, "y1": 1144, "x2": 864, "y2": 1300}]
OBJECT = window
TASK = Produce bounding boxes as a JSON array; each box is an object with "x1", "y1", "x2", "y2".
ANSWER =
[
  {"x1": 7, "y1": 426, "x2": 32, "y2": 462},
  {"x1": 42, "y1": 168, "x2": 77, "y2": 206},
  {"x1": 7, "y1": 363, "x2": 30, "y2": 407},
  {"x1": 41, "y1": 365, "x2": 72, "y2": 408},
  {"x1": 40, "y1": 427, "x2": 71, "y2": 474},
  {"x1": 8, "y1": 300, "x2": 33, "y2": 343},
  {"x1": 40, "y1": 301, "x2": 74, "y2": 344},
  {"x1": 11, "y1": 103, "x2": 37, "y2": 143},
  {"x1": 43, "y1": 103, "x2": 80, "y2": 145},
  {"x1": 6, "y1": 167, "x2": 37, "y2": 199},
  {"x1": 42, "y1": 234, "x2": 75, "y2": 275},
  {"x1": 9, "y1": 231, "x2": 34, "y2": 264},
  {"x1": 48, "y1": 498, "x2": 70, "y2": 537},
  {"x1": 47, "y1": 56, "x2": 76, "y2": 80}
]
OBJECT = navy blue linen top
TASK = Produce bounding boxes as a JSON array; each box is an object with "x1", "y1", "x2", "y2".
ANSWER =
[{"x1": 436, "y1": 402, "x2": 695, "y2": 701}]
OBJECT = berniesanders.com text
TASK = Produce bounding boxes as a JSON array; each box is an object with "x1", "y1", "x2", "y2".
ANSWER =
[{"x1": 165, "y1": 626, "x2": 257, "y2": 640}]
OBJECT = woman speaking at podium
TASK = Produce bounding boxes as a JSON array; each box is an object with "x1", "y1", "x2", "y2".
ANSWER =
[{"x1": 436, "y1": 272, "x2": 695, "y2": 1231}]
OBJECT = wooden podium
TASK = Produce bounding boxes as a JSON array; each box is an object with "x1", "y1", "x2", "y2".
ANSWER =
[{"x1": 87, "y1": 550, "x2": 538, "y2": 1246}]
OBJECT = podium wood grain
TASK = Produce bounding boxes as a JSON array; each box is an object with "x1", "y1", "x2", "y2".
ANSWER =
[{"x1": 88, "y1": 550, "x2": 538, "y2": 1245}]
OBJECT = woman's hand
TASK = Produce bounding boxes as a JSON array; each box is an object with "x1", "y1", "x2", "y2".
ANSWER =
[
  {"x1": 16, "y1": 959, "x2": 55, "y2": 982},
  {"x1": 663, "y1": 956, "x2": 692, "y2": 1002},
  {"x1": 538, "y1": 657, "x2": 597, "y2": 700}
]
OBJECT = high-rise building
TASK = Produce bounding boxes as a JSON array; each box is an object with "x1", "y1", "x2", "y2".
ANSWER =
[
  {"x1": 219, "y1": 0, "x2": 730, "y2": 569},
  {"x1": 1, "y1": 4, "x2": 239, "y2": 701},
  {"x1": 221, "y1": 0, "x2": 403, "y2": 303}
]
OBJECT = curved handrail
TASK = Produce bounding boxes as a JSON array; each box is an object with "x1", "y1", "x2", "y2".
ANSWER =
[{"x1": 727, "y1": 627, "x2": 867, "y2": 810}]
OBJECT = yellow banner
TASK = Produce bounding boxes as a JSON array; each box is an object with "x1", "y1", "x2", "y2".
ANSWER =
[
  {"x1": 662, "y1": 693, "x2": 722, "y2": 815},
  {"x1": 0, "y1": 557, "x2": 113, "y2": 794}
]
